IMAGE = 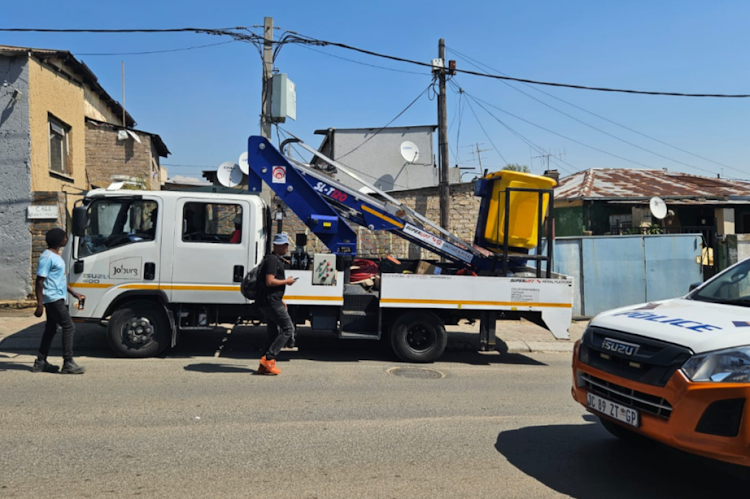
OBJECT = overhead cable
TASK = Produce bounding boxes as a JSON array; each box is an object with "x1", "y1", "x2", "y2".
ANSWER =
[
  {"x1": 446, "y1": 47, "x2": 744, "y2": 177},
  {"x1": 4, "y1": 27, "x2": 750, "y2": 97}
]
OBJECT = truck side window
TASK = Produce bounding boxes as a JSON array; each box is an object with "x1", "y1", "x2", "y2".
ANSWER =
[
  {"x1": 79, "y1": 199, "x2": 158, "y2": 257},
  {"x1": 182, "y1": 202, "x2": 242, "y2": 244}
]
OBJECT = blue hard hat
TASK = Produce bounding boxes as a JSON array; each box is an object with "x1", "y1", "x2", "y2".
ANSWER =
[{"x1": 273, "y1": 233, "x2": 290, "y2": 245}]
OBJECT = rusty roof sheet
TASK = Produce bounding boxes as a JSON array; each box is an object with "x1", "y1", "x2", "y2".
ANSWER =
[
  {"x1": 0, "y1": 44, "x2": 136, "y2": 127},
  {"x1": 555, "y1": 168, "x2": 750, "y2": 200}
]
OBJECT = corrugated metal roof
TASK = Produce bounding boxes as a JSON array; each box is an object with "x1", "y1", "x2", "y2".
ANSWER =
[
  {"x1": 556, "y1": 168, "x2": 750, "y2": 200},
  {"x1": 0, "y1": 44, "x2": 136, "y2": 127}
]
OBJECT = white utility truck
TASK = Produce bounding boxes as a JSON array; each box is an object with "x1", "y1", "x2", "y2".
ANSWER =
[{"x1": 66, "y1": 135, "x2": 573, "y2": 362}]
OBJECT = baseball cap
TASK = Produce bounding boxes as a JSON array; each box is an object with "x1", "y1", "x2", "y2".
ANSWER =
[{"x1": 273, "y1": 233, "x2": 290, "y2": 245}]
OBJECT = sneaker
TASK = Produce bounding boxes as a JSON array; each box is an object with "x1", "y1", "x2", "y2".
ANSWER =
[
  {"x1": 286, "y1": 337, "x2": 296, "y2": 349},
  {"x1": 32, "y1": 359, "x2": 60, "y2": 373},
  {"x1": 258, "y1": 356, "x2": 280, "y2": 375},
  {"x1": 61, "y1": 360, "x2": 86, "y2": 375}
]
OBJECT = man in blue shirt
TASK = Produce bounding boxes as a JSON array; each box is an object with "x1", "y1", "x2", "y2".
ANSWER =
[{"x1": 33, "y1": 228, "x2": 86, "y2": 374}]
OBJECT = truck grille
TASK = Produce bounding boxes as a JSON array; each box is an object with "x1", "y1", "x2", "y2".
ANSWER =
[
  {"x1": 579, "y1": 327, "x2": 693, "y2": 387},
  {"x1": 580, "y1": 372, "x2": 673, "y2": 420}
]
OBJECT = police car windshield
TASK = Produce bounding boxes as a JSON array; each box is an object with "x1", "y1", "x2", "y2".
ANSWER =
[{"x1": 693, "y1": 259, "x2": 750, "y2": 306}]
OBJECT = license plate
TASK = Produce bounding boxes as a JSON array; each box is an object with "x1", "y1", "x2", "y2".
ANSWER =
[{"x1": 586, "y1": 393, "x2": 639, "y2": 427}]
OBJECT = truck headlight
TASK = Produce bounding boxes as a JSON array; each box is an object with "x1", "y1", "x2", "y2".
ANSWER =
[{"x1": 682, "y1": 346, "x2": 750, "y2": 383}]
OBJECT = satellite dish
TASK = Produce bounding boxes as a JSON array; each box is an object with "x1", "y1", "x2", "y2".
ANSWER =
[
  {"x1": 400, "y1": 141, "x2": 420, "y2": 163},
  {"x1": 238, "y1": 152, "x2": 249, "y2": 175},
  {"x1": 216, "y1": 161, "x2": 243, "y2": 187},
  {"x1": 649, "y1": 197, "x2": 668, "y2": 220}
]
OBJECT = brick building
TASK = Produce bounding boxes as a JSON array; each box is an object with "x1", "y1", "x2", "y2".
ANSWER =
[
  {"x1": 0, "y1": 44, "x2": 169, "y2": 302},
  {"x1": 85, "y1": 119, "x2": 170, "y2": 190}
]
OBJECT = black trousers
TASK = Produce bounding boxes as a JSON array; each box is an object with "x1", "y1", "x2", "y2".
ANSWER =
[
  {"x1": 38, "y1": 299, "x2": 75, "y2": 362},
  {"x1": 260, "y1": 301, "x2": 295, "y2": 360}
]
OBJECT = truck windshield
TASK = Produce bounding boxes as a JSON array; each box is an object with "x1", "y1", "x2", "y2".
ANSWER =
[
  {"x1": 79, "y1": 198, "x2": 158, "y2": 257},
  {"x1": 692, "y1": 258, "x2": 750, "y2": 306}
]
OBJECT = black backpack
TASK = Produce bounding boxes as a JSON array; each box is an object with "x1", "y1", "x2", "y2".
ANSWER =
[{"x1": 240, "y1": 257, "x2": 266, "y2": 300}]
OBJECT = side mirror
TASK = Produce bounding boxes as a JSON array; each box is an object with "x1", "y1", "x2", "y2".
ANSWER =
[
  {"x1": 72, "y1": 206, "x2": 88, "y2": 237},
  {"x1": 688, "y1": 282, "x2": 702, "y2": 292}
]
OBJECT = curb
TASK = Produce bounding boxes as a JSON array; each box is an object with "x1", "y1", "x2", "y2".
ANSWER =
[{"x1": 505, "y1": 340, "x2": 574, "y2": 354}]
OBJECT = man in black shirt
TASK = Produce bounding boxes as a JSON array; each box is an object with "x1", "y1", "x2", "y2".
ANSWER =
[{"x1": 257, "y1": 233, "x2": 297, "y2": 375}]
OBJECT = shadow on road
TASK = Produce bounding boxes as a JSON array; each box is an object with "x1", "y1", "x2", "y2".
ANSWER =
[
  {"x1": 183, "y1": 363, "x2": 255, "y2": 374},
  {"x1": 1, "y1": 323, "x2": 546, "y2": 367},
  {"x1": 495, "y1": 415, "x2": 745, "y2": 498},
  {"x1": 0, "y1": 361, "x2": 32, "y2": 372}
]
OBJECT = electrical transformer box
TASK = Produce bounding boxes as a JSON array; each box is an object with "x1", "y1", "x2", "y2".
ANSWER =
[{"x1": 271, "y1": 73, "x2": 297, "y2": 122}]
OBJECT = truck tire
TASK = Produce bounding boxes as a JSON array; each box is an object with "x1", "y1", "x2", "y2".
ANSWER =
[
  {"x1": 107, "y1": 300, "x2": 170, "y2": 358},
  {"x1": 599, "y1": 417, "x2": 651, "y2": 446},
  {"x1": 389, "y1": 311, "x2": 447, "y2": 363}
]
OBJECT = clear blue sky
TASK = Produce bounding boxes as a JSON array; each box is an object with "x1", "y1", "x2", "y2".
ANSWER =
[{"x1": 3, "y1": 0, "x2": 749, "y2": 182}]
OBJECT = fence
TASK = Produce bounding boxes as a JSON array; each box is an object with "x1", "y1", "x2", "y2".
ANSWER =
[{"x1": 543, "y1": 234, "x2": 703, "y2": 317}]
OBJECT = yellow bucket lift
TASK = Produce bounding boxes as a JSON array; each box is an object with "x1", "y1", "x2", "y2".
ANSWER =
[{"x1": 474, "y1": 170, "x2": 557, "y2": 252}]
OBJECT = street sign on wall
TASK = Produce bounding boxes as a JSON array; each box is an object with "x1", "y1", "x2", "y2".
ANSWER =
[{"x1": 27, "y1": 205, "x2": 59, "y2": 220}]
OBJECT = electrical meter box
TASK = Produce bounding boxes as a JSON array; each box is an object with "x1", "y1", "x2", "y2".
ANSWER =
[
  {"x1": 271, "y1": 73, "x2": 297, "y2": 122},
  {"x1": 312, "y1": 254, "x2": 336, "y2": 286}
]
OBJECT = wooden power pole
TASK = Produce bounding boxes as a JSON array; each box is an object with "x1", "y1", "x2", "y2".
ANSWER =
[{"x1": 437, "y1": 39, "x2": 450, "y2": 230}]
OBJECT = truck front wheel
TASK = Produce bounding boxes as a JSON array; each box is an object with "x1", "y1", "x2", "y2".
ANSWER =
[
  {"x1": 107, "y1": 301, "x2": 170, "y2": 358},
  {"x1": 389, "y1": 311, "x2": 447, "y2": 363}
]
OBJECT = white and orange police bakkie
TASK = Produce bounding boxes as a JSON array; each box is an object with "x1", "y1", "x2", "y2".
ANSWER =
[{"x1": 572, "y1": 257, "x2": 750, "y2": 467}]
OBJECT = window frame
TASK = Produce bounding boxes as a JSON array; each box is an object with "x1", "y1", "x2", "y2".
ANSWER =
[
  {"x1": 182, "y1": 202, "x2": 243, "y2": 244},
  {"x1": 48, "y1": 115, "x2": 71, "y2": 175},
  {"x1": 78, "y1": 197, "x2": 159, "y2": 257}
]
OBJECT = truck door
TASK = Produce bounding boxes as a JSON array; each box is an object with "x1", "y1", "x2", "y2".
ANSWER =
[
  {"x1": 169, "y1": 198, "x2": 255, "y2": 304},
  {"x1": 69, "y1": 196, "x2": 162, "y2": 319}
]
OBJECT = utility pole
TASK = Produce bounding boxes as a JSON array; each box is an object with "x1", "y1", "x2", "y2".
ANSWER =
[
  {"x1": 261, "y1": 17, "x2": 273, "y2": 140},
  {"x1": 260, "y1": 17, "x2": 274, "y2": 206},
  {"x1": 470, "y1": 143, "x2": 490, "y2": 170},
  {"x1": 437, "y1": 39, "x2": 450, "y2": 230}
]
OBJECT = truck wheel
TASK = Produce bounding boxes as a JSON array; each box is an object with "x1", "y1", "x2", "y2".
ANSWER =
[
  {"x1": 599, "y1": 417, "x2": 651, "y2": 446},
  {"x1": 389, "y1": 311, "x2": 447, "y2": 363},
  {"x1": 107, "y1": 301, "x2": 170, "y2": 358}
]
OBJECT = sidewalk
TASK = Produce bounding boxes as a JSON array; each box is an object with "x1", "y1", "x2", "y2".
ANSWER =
[{"x1": 0, "y1": 309, "x2": 586, "y2": 354}]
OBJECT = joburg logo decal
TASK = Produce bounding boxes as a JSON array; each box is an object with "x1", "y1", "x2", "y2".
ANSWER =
[{"x1": 613, "y1": 311, "x2": 722, "y2": 333}]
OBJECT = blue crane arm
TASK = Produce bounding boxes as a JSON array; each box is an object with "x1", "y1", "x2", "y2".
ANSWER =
[
  {"x1": 247, "y1": 136, "x2": 495, "y2": 270},
  {"x1": 246, "y1": 136, "x2": 357, "y2": 256}
]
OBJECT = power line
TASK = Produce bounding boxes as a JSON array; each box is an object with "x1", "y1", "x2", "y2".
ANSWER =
[
  {"x1": 7, "y1": 27, "x2": 750, "y2": 98},
  {"x1": 453, "y1": 87, "x2": 577, "y2": 175},
  {"x1": 0, "y1": 27, "x2": 247, "y2": 33},
  {"x1": 78, "y1": 40, "x2": 237, "y2": 56},
  {"x1": 463, "y1": 91, "x2": 662, "y2": 170},
  {"x1": 449, "y1": 50, "x2": 719, "y2": 177},
  {"x1": 295, "y1": 44, "x2": 429, "y2": 76},
  {"x1": 280, "y1": 31, "x2": 750, "y2": 98},
  {"x1": 462, "y1": 93, "x2": 507, "y2": 165},
  {"x1": 446, "y1": 47, "x2": 745, "y2": 177}
]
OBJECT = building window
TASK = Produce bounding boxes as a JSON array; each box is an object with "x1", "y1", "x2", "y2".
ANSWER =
[
  {"x1": 49, "y1": 115, "x2": 70, "y2": 175},
  {"x1": 182, "y1": 202, "x2": 242, "y2": 244}
]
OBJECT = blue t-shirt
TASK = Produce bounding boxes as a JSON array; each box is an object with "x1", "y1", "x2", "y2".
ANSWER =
[{"x1": 37, "y1": 250, "x2": 67, "y2": 304}]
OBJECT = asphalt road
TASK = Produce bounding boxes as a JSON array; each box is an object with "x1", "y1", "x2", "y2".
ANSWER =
[{"x1": 0, "y1": 329, "x2": 745, "y2": 499}]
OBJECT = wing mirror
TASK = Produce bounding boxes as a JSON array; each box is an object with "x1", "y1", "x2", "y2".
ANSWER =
[{"x1": 72, "y1": 206, "x2": 88, "y2": 237}]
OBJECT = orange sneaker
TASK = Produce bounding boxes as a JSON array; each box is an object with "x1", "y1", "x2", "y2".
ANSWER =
[{"x1": 258, "y1": 356, "x2": 280, "y2": 375}]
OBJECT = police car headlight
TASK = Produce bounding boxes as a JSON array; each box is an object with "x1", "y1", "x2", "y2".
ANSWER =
[{"x1": 682, "y1": 346, "x2": 750, "y2": 383}]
